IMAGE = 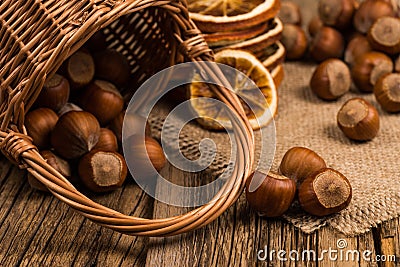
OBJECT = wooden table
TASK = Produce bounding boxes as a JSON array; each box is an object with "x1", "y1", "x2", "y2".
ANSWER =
[
  {"x1": 0, "y1": 157, "x2": 399, "y2": 266},
  {"x1": 1, "y1": 0, "x2": 400, "y2": 265}
]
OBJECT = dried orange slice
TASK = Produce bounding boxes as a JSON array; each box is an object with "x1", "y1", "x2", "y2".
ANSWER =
[
  {"x1": 259, "y1": 41, "x2": 286, "y2": 71},
  {"x1": 189, "y1": 50, "x2": 278, "y2": 130},
  {"x1": 215, "y1": 18, "x2": 283, "y2": 54},
  {"x1": 188, "y1": 0, "x2": 281, "y2": 33},
  {"x1": 204, "y1": 22, "x2": 270, "y2": 47},
  {"x1": 271, "y1": 64, "x2": 284, "y2": 88}
]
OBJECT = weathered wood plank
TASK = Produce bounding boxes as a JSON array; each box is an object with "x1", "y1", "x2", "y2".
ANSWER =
[
  {"x1": 375, "y1": 218, "x2": 399, "y2": 267},
  {"x1": 0, "y1": 160, "x2": 153, "y2": 267},
  {"x1": 318, "y1": 227, "x2": 377, "y2": 267}
]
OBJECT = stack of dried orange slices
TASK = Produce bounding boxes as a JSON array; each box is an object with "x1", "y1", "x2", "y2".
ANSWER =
[{"x1": 188, "y1": 0, "x2": 285, "y2": 88}]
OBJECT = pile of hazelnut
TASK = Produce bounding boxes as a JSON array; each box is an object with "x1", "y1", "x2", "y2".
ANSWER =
[
  {"x1": 25, "y1": 32, "x2": 166, "y2": 193},
  {"x1": 280, "y1": 0, "x2": 400, "y2": 141},
  {"x1": 246, "y1": 147, "x2": 352, "y2": 217}
]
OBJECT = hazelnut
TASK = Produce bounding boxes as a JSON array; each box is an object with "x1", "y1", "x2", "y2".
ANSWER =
[
  {"x1": 344, "y1": 34, "x2": 372, "y2": 66},
  {"x1": 299, "y1": 168, "x2": 352, "y2": 216},
  {"x1": 308, "y1": 16, "x2": 323, "y2": 37},
  {"x1": 124, "y1": 135, "x2": 166, "y2": 178},
  {"x1": 278, "y1": 1, "x2": 302, "y2": 25},
  {"x1": 353, "y1": 0, "x2": 395, "y2": 34},
  {"x1": 79, "y1": 80, "x2": 124, "y2": 125},
  {"x1": 310, "y1": 59, "x2": 351, "y2": 101},
  {"x1": 27, "y1": 150, "x2": 72, "y2": 192},
  {"x1": 65, "y1": 50, "x2": 95, "y2": 89},
  {"x1": 35, "y1": 74, "x2": 70, "y2": 112},
  {"x1": 245, "y1": 170, "x2": 296, "y2": 217},
  {"x1": 28, "y1": 174, "x2": 49, "y2": 192},
  {"x1": 309, "y1": 27, "x2": 345, "y2": 62},
  {"x1": 51, "y1": 111, "x2": 100, "y2": 159},
  {"x1": 281, "y1": 24, "x2": 308, "y2": 60},
  {"x1": 395, "y1": 55, "x2": 400, "y2": 73},
  {"x1": 351, "y1": 51, "x2": 393, "y2": 92},
  {"x1": 93, "y1": 128, "x2": 118, "y2": 152},
  {"x1": 367, "y1": 16, "x2": 400, "y2": 55},
  {"x1": 78, "y1": 150, "x2": 127, "y2": 192},
  {"x1": 85, "y1": 31, "x2": 107, "y2": 52},
  {"x1": 57, "y1": 103, "x2": 83, "y2": 117},
  {"x1": 25, "y1": 108, "x2": 58, "y2": 149},
  {"x1": 109, "y1": 110, "x2": 151, "y2": 143},
  {"x1": 94, "y1": 49, "x2": 130, "y2": 87},
  {"x1": 318, "y1": 0, "x2": 355, "y2": 29},
  {"x1": 279, "y1": 147, "x2": 327, "y2": 184},
  {"x1": 337, "y1": 98, "x2": 380, "y2": 141},
  {"x1": 374, "y1": 73, "x2": 400, "y2": 112}
]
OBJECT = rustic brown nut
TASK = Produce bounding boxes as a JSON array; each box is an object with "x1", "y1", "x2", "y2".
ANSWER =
[
  {"x1": 245, "y1": 170, "x2": 296, "y2": 217},
  {"x1": 94, "y1": 49, "x2": 131, "y2": 87},
  {"x1": 351, "y1": 51, "x2": 393, "y2": 92},
  {"x1": 337, "y1": 98, "x2": 380, "y2": 141},
  {"x1": 109, "y1": 110, "x2": 151, "y2": 143},
  {"x1": 367, "y1": 16, "x2": 400, "y2": 55},
  {"x1": 35, "y1": 74, "x2": 70, "y2": 112},
  {"x1": 25, "y1": 108, "x2": 58, "y2": 149},
  {"x1": 78, "y1": 150, "x2": 127, "y2": 192},
  {"x1": 51, "y1": 111, "x2": 100, "y2": 159},
  {"x1": 299, "y1": 168, "x2": 352, "y2": 216},
  {"x1": 57, "y1": 103, "x2": 83, "y2": 117},
  {"x1": 310, "y1": 59, "x2": 351, "y2": 100},
  {"x1": 353, "y1": 0, "x2": 395, "y2": 33},
  {"x1": 124, "y1": 135, "x2": 166, "y2": 178},
  {"x1": 27, "y1": 150, "x2": 72, "y2": 192},
  {"x1": 65, "y1": 50, "x2": 95, "y2": 89},
  {"x1": 278, "y1": 1, "x2": 302, "y2": 25},
  {"x1": 279, "y1": 147, "x2": 327, "y2": 184},
  {"x1": 79, "y1": 80, "x2": 124, "y2": 125},
  {"x1": 308, "y1": 16, "x2": 323, "y2": 37},
  {"x1": 395, "y1": 55, "x2": 400, "y2": 73},
  {"x1": 281, "y1": 24, "x2": 308, "y2": 60},
  {"x1": 344, "y1": 34, "x2": 372, "y2": 66},
  {"x1": 374, "y1": 73, "x2": 400, "y2": 112},
  {"x1": 85, "y1": 31, "x2": 107, "y2": 52},
  {"x1": 93, "y1": 128, "x2": 118, "y2": 152},
  {"x1": 28, "y1": 174, "x2": 49, "y2": 192},
  {"x1": 309, "y1": 27, "x2": 345, "y2": 62},
  {"x1": 318, "y1": 0, "x2": 355, "y2": 29}
]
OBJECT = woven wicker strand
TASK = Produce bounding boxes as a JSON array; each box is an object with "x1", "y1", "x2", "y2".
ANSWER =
[{"x1": 0, "y1": 0, "x2": 255, "y2": 236}]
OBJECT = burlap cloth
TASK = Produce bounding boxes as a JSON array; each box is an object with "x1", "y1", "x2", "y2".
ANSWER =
[{"x1": 148, "y1": 61, "x2": 400, "y2": 236}]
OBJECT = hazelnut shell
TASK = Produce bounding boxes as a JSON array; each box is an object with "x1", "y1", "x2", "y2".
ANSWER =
[
  {"x1": 245, "y1": 171, "x2": 296, "y2": 217},
  {"x1": 79, "y1": 80, "x2": 124, "y2": 125},
  {"x1": 51, "y1": 111, "x2": 100, "y2": 159},
  {"x1": 351, "y1": 51, "x2": 393, "y2": 93},
  {"x1": 310, "y1": 27, "x2": 345, "y2": 62},
  {"x1": 78, "y1": 150, "x2": 127, "y2": 192},
  {"x1": 337, "y1": 98, "x2": 380, "y2": 141},
  {"x1": 299, "y1": 168, "x2": 352, "y2": 216},
  {"x1": 25, "y1": 108, "x2": 58, "y2": 149},
  {"x1": 374, "y1": 73, "x2": 400, "y2": 112},
  {"x1": 310, "y1": 59, "x2": 351, "y2": 101},
  {"x1": 93, "y1": 128, "x2": 118, "y2": 152},
  {"x1": 35, "y1": 74, "x2": 70, "y2": 112},
  {"x1": 279, "y1": 147, "x2": 327, "y2": 184}
]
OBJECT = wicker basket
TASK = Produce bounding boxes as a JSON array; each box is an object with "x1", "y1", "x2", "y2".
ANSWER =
[{"x1": 0, "y1": 0, "x2": 255, "y2": 236}]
